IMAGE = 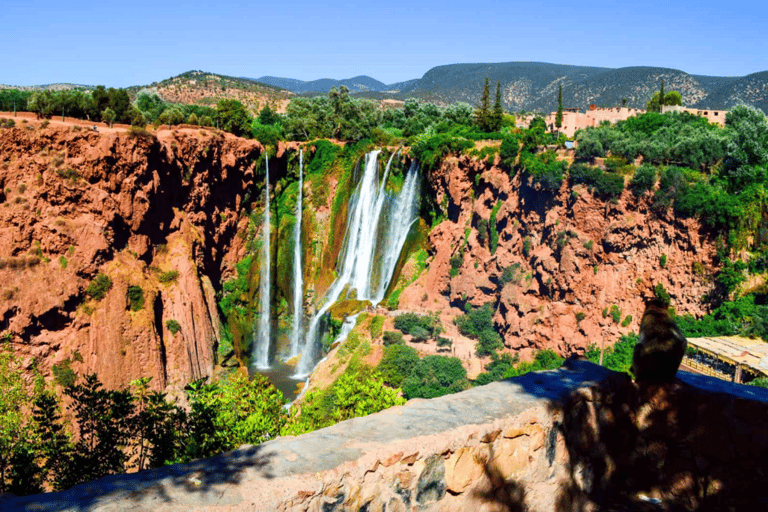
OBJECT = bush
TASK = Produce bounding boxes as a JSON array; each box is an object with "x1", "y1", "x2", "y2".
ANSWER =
[
  {"x1": 369, "y1": 315, "x2": 385, "y2": 339},
  {"x1": 394, "y1": 313, "x2": 437, "y2": 340},
  {"x1": 382, "y1": 331, "x2": 404, "y2": 346},
  {"x1": 609, "y1": 305, "x2": 621, "y2": 324},
  {"x1": 522, "y1": 151, "x2": 566, "y2": 192},
  {"x1": 500, "y1": 263, "x2": 522, "y2": 285},
  {"x1": 455, "y1": 303, "x2": 503, "y2": 357},
  {"x1": 401, "y1": 355, "x2": 468, "y2": 399},
  {"x1": 654, "y1": 283, "x2": 671, "y2": 305},
  {"x1": 127, "y1": 285, "x2": 144, "y2": 311},
  {"x1": 85, "y1": 273, "x2": 112, "y2": 300},
  {"x1": 158, "y1": 270, "x2": 179, "y2": 284},
  {"x1": 378, "y1": 344, "x2": 419, "y2": 388},
  {"x1": 166, "y1": 319, "x2": 181, "y2": 335},
  {"x1": 621, "y1": 315, "x2": 633, "y2": 328},
  {"x1": 660, "y1": 254, "x2": 668, "y2": 269},
  {"x1": 569, "y1": 163, "x2": 625, "y2": 199}
]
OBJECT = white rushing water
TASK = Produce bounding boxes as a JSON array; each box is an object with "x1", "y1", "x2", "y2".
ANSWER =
[
  {"x1": 293, "y1": 151, "x2": 420, "y2": 378},
  {"x1": 289, "y1": 150, "x2": 304, "y2": 358},
  {"x1": 254, "y1": 154, "x2": 272, "y2": 369}
]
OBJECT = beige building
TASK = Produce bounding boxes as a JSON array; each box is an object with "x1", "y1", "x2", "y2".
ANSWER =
[
  {"x1": 544, "y1": 106, "x2": 646, "y2": 138},
  {"x1": 661, "y1": 105, "x2": 728, "y2": 126}
]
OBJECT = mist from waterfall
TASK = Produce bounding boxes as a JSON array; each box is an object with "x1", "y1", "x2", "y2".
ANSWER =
[
  {"x1": 289, "y1": 150, "x2": 304, "y2": 359},
  {"x1": 293, "y1": 151, "x2": 420, "y2": 378},
  {"x1": 254, "y1": 154, "x2": 272, "y2": 369}
]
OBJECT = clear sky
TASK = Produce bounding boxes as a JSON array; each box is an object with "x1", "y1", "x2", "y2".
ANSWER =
[{"x1": 2, "y1": 0, "x2": 766, "y2": 87}]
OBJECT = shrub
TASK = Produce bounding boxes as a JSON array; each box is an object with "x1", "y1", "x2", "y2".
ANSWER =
[
  {"x1": 369, "y1": 315, "x2": 385, "y2": 339},
  {"x1": 660, "y1": 254, "x2": 668, "y2": 269},
  {"x1": 394, "y1": 313, "x2": 437, "y2": 340},
  {"x1": 127, "y1": 285, "x2": 144, "y2": 311},
  {"x1": 575, "y1": 311, "x2": 586, "y2": 323},
  {"x1": 476, "y1": 218, "x2": 488, "y2": 246},
  {"x1": 621, "y1": 315, "x2": 633, "y2": 328},
  {"x1": 85, "y1": 273, "x2": 112, "y2": 300},
  {"x1": 629, "y1": 164, "x2": 657, "y2": 197},
  {"x1": 378, "y1": 344, "x2": 419, "y2": 388},
  {"x1": 455, "y1": 303, "x2": 503, "y2": 357},
  {"x1": 610, "y1": 305, "x2": 621, "y2": 324},
  {"x1": 126, "y1": 126, "x2": 153, "y2": 140},
  {"x1": 165, "y1": 319, "x2": 181, "y2": 335},
  {"x1": 500, "y1": 263, "x2": 522, "y2": 285},
  {"x1": 382, "y1": 331, "x2": 404, "y2": 346},
  {"x1": 569, "y1": 162, "x2": 625, "y2": 199},
  {"x1": 402, "y1": 355, "x2": 468, "y2": 399},
  {"x1": 654, "y1": 283, "x2": 671, "y2": 305},
  {"x1": 522, "y1": 237, "x2": 531, "y2": 257},
  {"x1": 489, "y1": 201, "x2": 503, "y2": 253},
  {"x1": 158, "y1": 270, "x2": 179, "y2": 284}
]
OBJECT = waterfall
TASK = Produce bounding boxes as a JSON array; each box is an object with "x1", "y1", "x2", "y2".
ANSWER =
[
  {"x1": 289, "y1": 150, "x2": 304, "y2": 359},
  {"x1": 254, "y1": 154, "x2": 272, "y2": 369},
  {"x1": 293, "y1": 151, "x2": 420, "y2": 378}
]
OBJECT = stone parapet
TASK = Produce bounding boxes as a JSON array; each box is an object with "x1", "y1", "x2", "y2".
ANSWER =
[{"x1": 4, "y1": 360, "x2": 768, "y2": 511}]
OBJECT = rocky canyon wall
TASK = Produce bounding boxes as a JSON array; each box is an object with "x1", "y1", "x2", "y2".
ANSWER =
[
  {"x1": 0, "y1": 122, "x2": 270, "y2": 393},
  {"x1": 396, "y1": 152, "x2": 718, "y2": 361}
]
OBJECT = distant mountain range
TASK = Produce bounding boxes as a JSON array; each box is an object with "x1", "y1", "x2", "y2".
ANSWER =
[
  {"x1": 4, "y1": 62, "x2": 768, "y2": 114},
  {"x1": 259, "y1": 62, "x2": 768, "y2": 113}
]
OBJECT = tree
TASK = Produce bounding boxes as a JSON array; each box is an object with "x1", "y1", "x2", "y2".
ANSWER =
[
  {"x1": 102, "y1": 108, "x2": 116, "y2": 128},
  {"x1": 257, "y1": 104, "x2": 281, "y2": 126},
  {"x1": 490, "y1": 80, "x2": 504, "y2": 132},
  {"x1": 378, "y1": 345, "x2": 420, "y2": 388},
  {"x1": 31, "y1": 392, "x2": 72, "y2": 491},
  {"x1": 474, "y1": 77, "x2": 491, "y2": 131},
  {"x1": 215, "y1": 99, "x2": 253, "y2": 137},
  {"x1": 62, "y1": 374, "x2": 135, "y2": 487},
  {"x1": 664, "y1": 91, "x2": 682, "y2": 106},
  {"x1": 401, "y1": 356, "x2": 468, "y2": 399},
  {"x1": 555, "y1": 84, "x2": 563, "y2": 129},
  {"x1": 0, "y1": 342, "x2": 37, "y2": 493}
]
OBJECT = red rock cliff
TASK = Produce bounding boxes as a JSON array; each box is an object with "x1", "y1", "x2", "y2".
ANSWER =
[
  {"x1": 398, "y1": 153, "x2": 717, "y2": 361},
  {"x1": 0, "y1": 123, "x2": 265, "y2": 394}
]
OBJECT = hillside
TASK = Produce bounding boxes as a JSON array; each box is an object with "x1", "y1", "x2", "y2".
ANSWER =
[
  {"x1": 255, "y1": 74, "x2": 388, "y2": 94},
  {"x1": 126, "y1": 70, "x2": 292, "y2": 113},
  {"x1": 373, "y1": 63, "x2": 768, "y2": 113}
]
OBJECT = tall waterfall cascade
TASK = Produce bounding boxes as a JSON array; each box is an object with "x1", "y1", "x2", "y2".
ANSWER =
[
  {"x1": 289, "y1": 150, "x2": 304, "y2": 359},
  {"x1": 294, "y1": 150, "x2": 421, "y2": 378},
  {"x1": 254, "y1": 154, "x2": 272, "y2": 369}
]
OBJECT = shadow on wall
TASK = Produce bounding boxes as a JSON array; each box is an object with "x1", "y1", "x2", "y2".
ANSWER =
[
  {"x1": 546, "y1": 358, "x2": 768, "y2": 511},
  {"x1": 2, "y1": 444, "x2": 274, "y2": 512}
]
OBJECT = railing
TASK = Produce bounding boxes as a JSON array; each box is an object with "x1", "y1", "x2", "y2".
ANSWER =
[{"x1": 682, "y1": 356, "x2": 733, "y2": 381}]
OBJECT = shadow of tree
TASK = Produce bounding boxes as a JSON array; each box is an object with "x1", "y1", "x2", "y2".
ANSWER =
[
  {"x1": 550, "y1": 358, "x2": 768, "y2": 511},
  {"x1": 0, "y1": 444, "x2": 274, "y2": 511}
]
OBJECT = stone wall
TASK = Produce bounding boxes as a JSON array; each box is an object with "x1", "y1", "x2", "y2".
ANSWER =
[{"x1": 4, "y1": 360, "x2": 768, "y2": 511}]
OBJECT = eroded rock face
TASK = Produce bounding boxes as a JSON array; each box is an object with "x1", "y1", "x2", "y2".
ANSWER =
[
  {"x1": 400, "y1": 153, "x2": 718, "y2": 360},
  {"x1": 0, "y1": 124, "x2": 265, "y2": 393}
]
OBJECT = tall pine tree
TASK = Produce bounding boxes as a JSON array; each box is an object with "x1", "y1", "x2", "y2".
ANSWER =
[
  {"x1": 555, "y1": 84, "x2": 563, "y2": 129},
  {"x1": 490, "y1": 80, "x2": 504, "y2": 131},
  {"x1": 475, "y1": 77, "x2": 491, "y2": 131}
]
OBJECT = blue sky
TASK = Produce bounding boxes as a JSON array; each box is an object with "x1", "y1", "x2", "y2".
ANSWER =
[{"x1": 1, "y1": 0, "x2": 766, "y2": 87}]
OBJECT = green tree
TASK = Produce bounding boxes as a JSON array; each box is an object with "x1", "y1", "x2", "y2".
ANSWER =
[
  {"x1": 474, "y1": 77, "x2": 491, "y2": 131},
  {"x1": 31, "y1": 392, "x2": 72, "y2": 491},
  {"x1": 130, "y1": 377, "x2": 185, "y2": 471},
  {"x1": 102, "y1": 108, "x2": 116, "y2": 128},
  {"x1": 183, "y1": 374, "x2": 284, "y2": 461},
  {"x1": 490, "y1": 80, "x2": 504, "y2": 132},
  {"x1": 455, "y1": 303, "x2": 503, "y2": 357},
  {"x1": 555, "y1": 84, "x2": 563, "y2": 129},
  {"x1": 0, "y1": 342, "x2": 37, "y2": 493},
  {"x1": 378, "y1": 344, "x2": 420, "y2": 388},
  {"x1": 664, "y1": 91, "x2": 682, "y2": 106},
  {"x1": 402, "y1": 356, "x2": 468, "y2": 399},
  {"x1": 215, "y1": 99, "x2": 253, "y2": 137},
  {"x1": 61, "y1": 374, "x2": 135, "y2": 487}
]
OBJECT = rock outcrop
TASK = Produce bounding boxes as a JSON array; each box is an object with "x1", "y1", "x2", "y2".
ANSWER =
[
  {"x1": 399, "y1": 152, "x2": 717, "y2": 361},
  {"x1": 5, "y1": 361, "x2": 767, "y2": 511},
  {"x1": 0, "y1": 122, "x2": 266, "y2": 393}
]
